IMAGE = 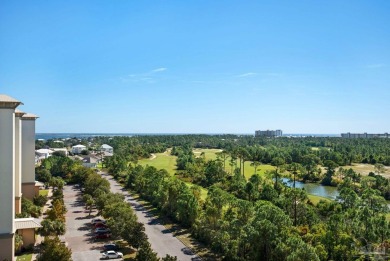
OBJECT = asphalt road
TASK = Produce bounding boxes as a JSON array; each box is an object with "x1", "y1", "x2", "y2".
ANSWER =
[
  {"x1": 64, "y1": 185, "x2": 110, "y2": 261},
  {"x1": 100, "y1": 171, "x2": 200, "y2": 261}
]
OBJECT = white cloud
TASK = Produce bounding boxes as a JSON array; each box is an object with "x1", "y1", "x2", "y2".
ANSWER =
[
  {"x1": 150, "y1": 67, "x2": 167, "y2": 73},
  {"x1": 237, "y1": 72, "x2": 258, "y2": 78},
  {"x1": 120, "y1": 67, "x2": 167, "y2": 83}
]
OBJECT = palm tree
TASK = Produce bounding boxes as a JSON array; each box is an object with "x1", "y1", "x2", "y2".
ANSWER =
[
  {"x1": 251, "y1": 161, "x2": 261, "y2": 174},
  {"x1": 272, "y1": 157, "x2": 285, "y2": 192}
]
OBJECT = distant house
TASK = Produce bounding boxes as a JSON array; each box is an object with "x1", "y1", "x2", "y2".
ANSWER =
[
  {"x1": 51, "y1": 148, "x2": 69, "y2": 156},
  {"x1": 82, "y1": 156, "x2": 98, "y2": 168},
  {"x1": 100, "y1": 144, "x2": 113, "y2": 154},
  {"x1": 72, "y1": 144, "x2": 87, "y2": 154},
  {"x1": 35, "y1": 148, "x2": 53, "y2": 160}
]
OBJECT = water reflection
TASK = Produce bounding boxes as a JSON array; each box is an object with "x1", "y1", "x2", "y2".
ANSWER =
[{"x1": 281, "y1": 178, "x2": 339, "y2": 200}]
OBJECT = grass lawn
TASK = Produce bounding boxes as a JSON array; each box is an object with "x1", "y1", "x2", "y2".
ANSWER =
[
  {"x1": 16, "y1": 253, "x2": 32, "y2": 261},
  {"x1": 140, "y1": 149, "x2": 276, "y2": 180},
  {"x1": 308, "y1": 194, "x2": 331, "y2": 205},
  {"x1": 39, "y1": 189, "x2": 49, "y2": 196},
  {"x1": 139, "y1": 151, "x2": 178, "y2": 176},
  {"x1": 139, "y1": 149, "x2": 331, "y2": 203},
  {"x1": 193, "y1": 148, "x2": 222, "y2": 161},
  {"x1": 348, "y1": 163, "x2": 390, "y2": 177},
  {"x1": 184, "y1": 182, "x2": 208, "y2": 201}
]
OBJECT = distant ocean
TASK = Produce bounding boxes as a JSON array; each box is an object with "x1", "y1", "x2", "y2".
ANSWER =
[{"x1": 36, "y1": 133, "x2": 340, "y2": 140}]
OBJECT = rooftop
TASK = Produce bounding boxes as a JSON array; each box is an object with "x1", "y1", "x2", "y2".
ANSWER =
[
  {"x1": 73, "y1": 144, "x2": 86, "y2": 148},
  {"x1": 22, "y1": 113, "x2": 39, "y2": 120},
  {"x1": 0, "y1": 94, "x2": 23, "y2": 108},
  {"x1": 14, "y1": 218, "x2": 42, "y2": 231}
]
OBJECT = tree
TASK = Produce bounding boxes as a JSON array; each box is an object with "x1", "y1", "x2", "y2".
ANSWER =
[
  {"x1": 161, "y1": 255, "x2": 178, "y2": 261},
  {"x1": 49, "y1": 177, "x2": 65, "y2": 190},
  {"x1": 84, "y1": 173, "x2": 110, "y2": 197},
  {"x1": 83, "y1": 194, "x2": 95, "y2": 216},
  {"x1": 321, "y1": 160, "x2": 337, "y2": 186},
  {"x1": 15, "y1": 234, "x2": 23, "y2": 252},
  {"x1": 47, "y1": 199, "x2": 66, "y2": 222},
  {"x1": 39, "y1": 219, "x2": 66, "y2": 237},
  {"x1": 271, "y1": 157, "x2": 285, "y2": 192},
  {"x1": 301, "y1": 154, "x2": 321, "y2": 182},
  {"x1": 204, "y1": 160, "x2": 226, "y2": 186},
  {"x1": 250, "y1": 160, "x2": 261, "y2": 175},
  {"x1": 104, "y1": 201, "x2": 136, "y2": 238},
  {"x1": 176, "y1": 190, "x2": 199, "y2": 227},
  {"x1": 289, "y1": 163, "x2": 303, "y2": 188},
  {"x1": 20, "y1": 197, "x2": 41, "y2": 218},
  {"x1": 135, "y1": 242, "x2": 159, "y2": 261},
  {"x1": 35, "y1": 168, "x2": 52, "y2": 184},
  {"x1": 375, "y1": 163, "x2": 386, "y2": 176},
  {"x1": 245, "y1": 201, "x2": 292, "y2": 261},
  {"x1": 216, "y1": 150, "x2": 229, "y2": 171},
  {"x1": 37, "y1": 236, "x2": 72, "y2": 261},
  {"x1": 122, "y1": 222, "x2": 147, "y2": 249}
]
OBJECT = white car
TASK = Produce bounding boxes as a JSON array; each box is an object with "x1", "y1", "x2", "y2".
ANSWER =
[{"x1": 102, "y1": 250, "x2": 123, "y2": 259}]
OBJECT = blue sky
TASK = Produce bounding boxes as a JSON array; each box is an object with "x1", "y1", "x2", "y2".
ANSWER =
[{"x1": 1, "y1": 1, "x2": 389, "y2": 134}]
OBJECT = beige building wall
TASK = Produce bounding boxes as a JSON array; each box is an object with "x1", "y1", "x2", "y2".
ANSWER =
[
  {"x1": 21, "y1": 114, "x2": 38, "y2": 200},
  {"x1": 17, "y1": 229, "x2": 35, "y2": 247},
  {"x1": 15, "y1": 110, "x2": 25, "y2": 214},
  {"x1": 0, "y1": 234, "x2": 15, "y2": 261},
  {"x1": 0, "y1": 95, "x2": 20, "y2": 261}
]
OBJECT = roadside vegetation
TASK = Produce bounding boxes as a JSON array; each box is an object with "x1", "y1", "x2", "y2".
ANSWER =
[
  {"x1": 33, "y1": 155, "x2": 72, "y2": 261},
  {"x1": 35, "y1": 149, "x2": 178, "y2": 260}
]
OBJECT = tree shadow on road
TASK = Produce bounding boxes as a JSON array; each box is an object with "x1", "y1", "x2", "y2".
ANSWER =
[
  {"x1": 77, "y1": 223, "x2": 90, "y2": 231},
  {"x1": 75, "y1": 215, "x2": 93, "y2": 220}
]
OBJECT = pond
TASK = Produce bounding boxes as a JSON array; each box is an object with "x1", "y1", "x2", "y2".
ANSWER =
[{"x1": 281, "y1": 178, "x2": 339, "y2": 200}]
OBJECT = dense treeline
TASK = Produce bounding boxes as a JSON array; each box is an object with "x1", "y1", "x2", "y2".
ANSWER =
[
  {"x1": 122, "y1": 164, "x2": 390, "y2": 260},
  {"x1": 93, "y1": 135, "x2": 390, "y2": 167},
  {"x1": 38, "y1": 134, "x2": 390, "y2": 166},
  {"x1": 101, "y1": 135, "x2": 390, "y2": 260}
]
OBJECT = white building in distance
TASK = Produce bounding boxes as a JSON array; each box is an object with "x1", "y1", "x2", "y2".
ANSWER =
[
  {"x1": 72, "y1": 144, "x2": 87, "y2": 154},
  {"x1": 100, "y1": 144, "x2": 113, "y2": 154},
  {"x1": 255, "y1": 129, "x2": 283, "y2": 137}
]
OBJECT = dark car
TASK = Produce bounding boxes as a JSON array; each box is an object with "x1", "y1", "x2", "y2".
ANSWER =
[
  {"x1": 95, "y1": 227, "x2": 110, "y2": 234},
  {"x1": 103, "y1": 243, "x2": 119, "y2": 252},
  {"x1": 94, "y1": 222, "x2": 108, "y2": 228},
  {"x1": 95, "y1": 232, "x2": 111, "y2": 239}
]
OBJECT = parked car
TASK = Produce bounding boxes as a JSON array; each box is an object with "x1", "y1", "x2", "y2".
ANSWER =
[
  {"x1": 102, "y1": 250, "x2": 123, "y2": 259},
  {"x1": 95, "y1": 227, "x2": 110, "y2": 233},
  {"x1": 91, "y1": 218, "x2": 106, "y2": 225},
  {"x1": 103, "y1": 243, "x2": 119, "y2": 252},
  {"x1": 94, "y1": 222, "x2": 108, "y2": 228},
  {"x1": 95, "y1": 232, "x2": 111, "y2": 239}
]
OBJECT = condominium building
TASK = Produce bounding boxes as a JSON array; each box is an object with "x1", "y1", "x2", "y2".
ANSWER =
[
  {"x1": 341, "y1": 132, "x2": 389, "y2": 138},
  {"x1": 255, "y1": 129, "x2": 283, "y2": 137},
  {"x1": 0, "y1": 94, "x2": 41, "y2": 261}
]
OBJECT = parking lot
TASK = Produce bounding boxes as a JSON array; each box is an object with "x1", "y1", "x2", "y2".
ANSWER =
[{"x1": 64, "y1": 185, "x2": 119, "y2": 260}]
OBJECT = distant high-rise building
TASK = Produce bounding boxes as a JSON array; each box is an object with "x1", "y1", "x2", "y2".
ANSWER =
[
  {"x1": 255, "y1": 129, "x2": 283, "y2": 137},
  {"x1": 341, "y1": 132, "x2": 389, "y2": 138}
]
